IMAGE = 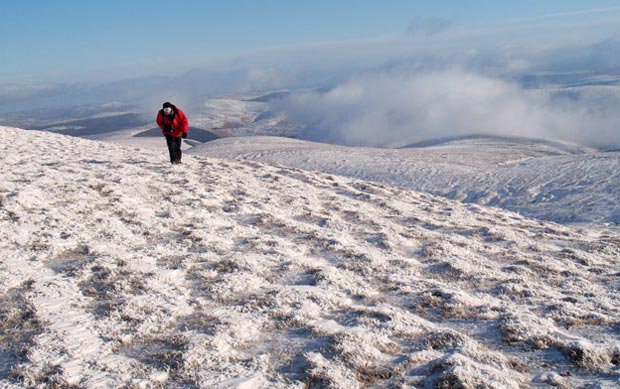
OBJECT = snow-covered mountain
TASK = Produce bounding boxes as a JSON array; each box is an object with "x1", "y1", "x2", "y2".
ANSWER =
[
  {"x1": 0, "y1": 102, "x2": 147, "y2": 136},
  {"x1": 188, "y1": 135, "x2": 620, "y2": 225},
  {"x1": 187, "y1": 95, "x2": 300, "y2": 139},
  {"x1": 1, "y1": 126, "x2": 619, "y2": 388}
]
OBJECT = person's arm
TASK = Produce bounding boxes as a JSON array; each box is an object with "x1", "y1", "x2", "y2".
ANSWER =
[
  {"x1": 179, "y1": 110, "x2": 189, "y2": 133},
  {"x1": 156, "y1": 112, "x2": 165, "y2": 130}
]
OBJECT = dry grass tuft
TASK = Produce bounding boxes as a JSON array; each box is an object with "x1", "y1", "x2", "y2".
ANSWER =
[
  {"x1": 434, "y1": 372, "x2": 468, "y2": 389},
  {"x1": 48, "y1": 245, "x2": 95, "y2": 276},
  {"x1": 121, "y1": 334, "x2": 189, "y2": 372},
  {"x1": 0, "y1": 281, "x2": 49, "y2": 386},
  {"x1": 422, "y1": 331, "x2": 468, "y2": 352},
  {"x1": 10, "y1": 363, "x2": 81, "y2": 389},
  {"x1": 78, "y1": 265, "x2": 147, "y2": 317},
  {"x1": 499, "y1": 315, "x2": 554, "y2": 350},
  {"x1": 355, "y1": 364, "x2": 395, "y2": 383},
  {"x1": 558, "y1": 342, "x2": 611, "y2": 372}
]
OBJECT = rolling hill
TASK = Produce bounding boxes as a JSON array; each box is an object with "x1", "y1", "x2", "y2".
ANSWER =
[
  {"x1": 189, "y1": 135, "x2": 620, "y2": 225},
  {"x1": 1, "y1": 126, "x2": 619, "y2": 388}
]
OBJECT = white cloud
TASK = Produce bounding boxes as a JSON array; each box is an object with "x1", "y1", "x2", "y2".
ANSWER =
[
  {"x1": 509, "y1": 6, "x2": 620, "y2": 23},
  {"x1": 4, "y1": 22, "x2": 620, "y2": 149},
  {"x1": 276, "y1": 69, "x2": 620, "y2": 148}
]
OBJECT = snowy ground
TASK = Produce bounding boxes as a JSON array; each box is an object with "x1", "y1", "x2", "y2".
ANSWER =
[
  {"x1": 82, "y1": 125, "x2": 196, "y2": 152},
  {"x1": 189, "y1": 135, "x2": 620, "y2": 225},
  {"x1": 1, "y1": 126, "x2": 620, "y2": 388}
]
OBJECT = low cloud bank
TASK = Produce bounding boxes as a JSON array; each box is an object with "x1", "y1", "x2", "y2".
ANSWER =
[{"x1": 275, "y1": 69, "x2": 620, "y2": 148}]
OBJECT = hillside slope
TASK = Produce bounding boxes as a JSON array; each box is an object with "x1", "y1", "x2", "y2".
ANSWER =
[
  {"x1": 189, "y1": 136, "x2": 620, "y2": 225},
  {"x1": 1, "y1": 127, "x2": 619, "y2": 388}
]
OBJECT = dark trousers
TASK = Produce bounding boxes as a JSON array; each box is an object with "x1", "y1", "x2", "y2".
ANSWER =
[{"x1": 165, "y1": 135, "x2": 182, "y2": 163}]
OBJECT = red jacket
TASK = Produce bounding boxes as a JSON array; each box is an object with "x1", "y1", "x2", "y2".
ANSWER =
[{"x1": 156, "y1": 105, "x2": 189, "y2": 138}]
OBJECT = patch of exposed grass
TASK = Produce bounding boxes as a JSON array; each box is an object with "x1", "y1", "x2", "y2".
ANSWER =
[{"x1": 0, "y1": 280, "x2": 45, "y2": 384}]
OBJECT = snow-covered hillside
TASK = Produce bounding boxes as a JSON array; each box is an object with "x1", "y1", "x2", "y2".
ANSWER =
[
  {"x1": 1, "y1": 127, "x2": 620, "y2": 388},
  {"x1": 189, "y1": 135, "x2": 620, "y2": 225},
  {"x1": 190, "y1": 97, "x2": 300, "y2": 138}
]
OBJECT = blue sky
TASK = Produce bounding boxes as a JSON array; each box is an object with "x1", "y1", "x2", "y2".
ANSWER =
[{"x1": 3, "y1": 0, "x2": 620, "y2": 84}]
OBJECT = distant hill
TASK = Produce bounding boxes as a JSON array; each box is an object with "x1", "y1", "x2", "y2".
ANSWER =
[
  {"x1": 33, "y1": 113, "x2": 148, "y2": 137},
  {"x1": 189, "y1": 134, "x2": 619, "y2": 224},
  {"x1": 401, "y1": 134, "x2": 592, "y2": 154},
  {"x1": 246, "y1": 91, "x2": 291, "y2": 102}
]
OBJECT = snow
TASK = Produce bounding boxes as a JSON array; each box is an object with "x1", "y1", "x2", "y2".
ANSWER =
[
  {"x1": 2, "y1": 126, "x2": 620, "y2": 388},
  {"x1": 190, "y1": 98, "x2": 301, "y2": 138},
  {"x1": 188, "y1": 135, "x2": 620, "y2": 225},
  {"x1": 85, "y1": 125, "x2": 194, "y2": 151}
]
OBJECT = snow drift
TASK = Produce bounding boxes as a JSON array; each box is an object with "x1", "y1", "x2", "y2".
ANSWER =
[{"x1": 1, "y1": 127, "x2": 619, "y2": 388}]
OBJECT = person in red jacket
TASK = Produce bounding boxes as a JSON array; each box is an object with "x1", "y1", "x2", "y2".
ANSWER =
[{"x1": 156, "y1": 102, "x2": 189, "y2": 164}]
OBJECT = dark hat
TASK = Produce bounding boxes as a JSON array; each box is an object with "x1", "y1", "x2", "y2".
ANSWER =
[{"x1": 163, "y1": 102, "x2": 173, "y2": 109}]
